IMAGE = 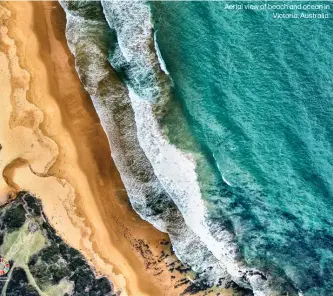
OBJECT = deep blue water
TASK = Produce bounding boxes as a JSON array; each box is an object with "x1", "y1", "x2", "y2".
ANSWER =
[{"x1": 151, "y1": 2, "x2": 333, "y2": 295}]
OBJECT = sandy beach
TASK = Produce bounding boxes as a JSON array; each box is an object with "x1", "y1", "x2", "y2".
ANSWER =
[{"x1": 0, "y1": 2, "x2": 213, "y2": 295}]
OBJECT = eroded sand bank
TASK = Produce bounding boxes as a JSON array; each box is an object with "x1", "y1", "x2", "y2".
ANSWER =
[{"x1": 0, "y1": 2, "x2": 212, "y2": 295}]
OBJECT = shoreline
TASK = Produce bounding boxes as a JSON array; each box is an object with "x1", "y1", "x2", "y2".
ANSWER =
[
  {"x1": 0, "y1": 2, "x2": 204, "y2": 295},
  {"x1": 100, "y1": 2, "x2": 255, "y2": 294}
]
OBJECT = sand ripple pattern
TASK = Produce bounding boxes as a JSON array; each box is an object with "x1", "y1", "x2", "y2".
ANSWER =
[{"x1": 0, "y1": 5, "x2": 125, "y2": 295}]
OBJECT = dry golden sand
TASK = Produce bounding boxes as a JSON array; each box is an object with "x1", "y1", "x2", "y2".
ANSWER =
[{"x1": 0, "y1": 2, "x2": 233, "y2": 296}]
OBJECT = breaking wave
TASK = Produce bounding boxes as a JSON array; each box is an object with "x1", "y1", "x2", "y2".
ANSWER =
[{"x1": 59, "y1": 1, "x2": 333, "y2": 295}]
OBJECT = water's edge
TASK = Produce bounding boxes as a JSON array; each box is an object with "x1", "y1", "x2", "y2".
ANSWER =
[{"x1": 59, "y1": 1, "x2": 304, "y2": 295}]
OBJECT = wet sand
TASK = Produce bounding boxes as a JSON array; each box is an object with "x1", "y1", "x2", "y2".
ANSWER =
[
  {"x1": 0, "y1": 1, "x2": 183, "y2": 295},
  {"x1": 0, "y1": 2, "x2": 233, "y2": 296}
]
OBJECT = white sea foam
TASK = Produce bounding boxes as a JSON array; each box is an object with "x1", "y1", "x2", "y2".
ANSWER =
[
  {"x1": 59, "y1": 0, "x2": 232, "y2": 288},
  {"x1": 58, "y1": 0, "x2": 300, "y2": 294},
  {"x1": 129, "y1": 89, "x2": 273, "y2": 294},
  {"x1": 153, "y1": 31, "x2": 170, "y2": 75},
  {"x1": 213, "y1": 153, "x2": 233, "y2": 187},
  {"x1": 101, "y1": 1, "x2": 278, "y2": 294},
  {"x1": 222, "y1": 175, "x2": 232, "y2": 187}
]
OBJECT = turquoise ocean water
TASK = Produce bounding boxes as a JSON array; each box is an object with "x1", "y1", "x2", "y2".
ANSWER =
[
  {"x1": 151, "y1": 2, "x2": 333, "y2": 295},
  {"x1": 60, "y1": 1, "x2": 333, "y2": 294}
]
